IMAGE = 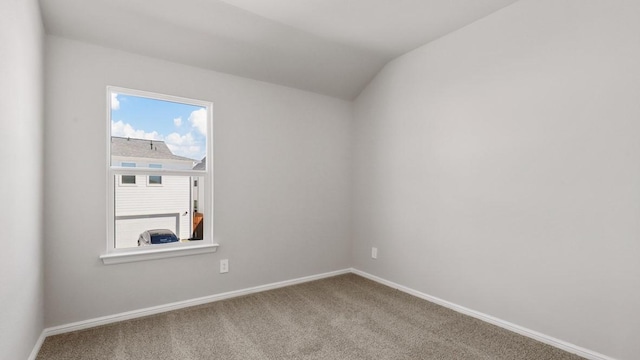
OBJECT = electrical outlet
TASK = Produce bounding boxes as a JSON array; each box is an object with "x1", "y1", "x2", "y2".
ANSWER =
[
  {"x1": 371, "y1": 247, "x2": 378, "y2": 259},
  {"x1": 220, "y1": 259, "x2": 229, "y2": 273}
]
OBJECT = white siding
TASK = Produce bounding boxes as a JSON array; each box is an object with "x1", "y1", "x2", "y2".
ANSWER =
[
  {"x1": 112, "y1": 156, "x2": 195, "y2": 170},
  {"x1": 193, "y1": 176, "x2": 205, "y2": 212},
  {"x1": 114, "y1": 174, "x2": 191, "y2": 247}
]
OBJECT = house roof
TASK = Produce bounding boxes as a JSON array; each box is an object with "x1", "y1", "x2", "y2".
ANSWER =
[
  {"x1": 193, "y1": 157, "x2": 206, "y2": 170},
  {"x1": 111, "y1": 137, "x2": 195, "y2": 162}
]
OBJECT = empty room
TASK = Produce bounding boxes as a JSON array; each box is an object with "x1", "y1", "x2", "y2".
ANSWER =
[{"x1": 1, "y1": 0, "x2": 638, "y2": 359}]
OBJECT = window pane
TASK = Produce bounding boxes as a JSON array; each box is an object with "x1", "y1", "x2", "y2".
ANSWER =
[
  {"x1": 114, "y1": 175, "x2": 204, "y2": 248},
  {"x1": 148, "y1": 164, "x2": 162, "y2": 185},
  {"x1": 107, "y1": 88, "x2": 211, "y2": 255},
  {"x1": 149, "y1": 175, "x2": 162, "y2": 185},
  {"x1": 110, "y1": 93, "x2": 207, "y2": 170},
  {"x1": 121, "y1": 163, "x2": 136, "y2": 185},
  {"x1": 122, "y1": 175, "x2": 136, "y2": 184}
]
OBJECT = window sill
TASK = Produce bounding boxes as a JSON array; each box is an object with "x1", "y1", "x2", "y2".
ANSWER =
[{"x1": 100, "y1": 243, "x2": 219, "y2": 265}]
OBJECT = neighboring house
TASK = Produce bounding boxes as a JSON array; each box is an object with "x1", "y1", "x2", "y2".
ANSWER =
[
  {"x1": 111, "y1": 136, "x2": 200, "y2": 248},
  {"x1": 191, "y1": 157, "x2": 206, "y2": 240},
  {"x1": 192, "y1": 156, "x2": 206, "y2": 171},
  {"x1": 192, "y1": 156, "x2": 206, "y2": 213}
]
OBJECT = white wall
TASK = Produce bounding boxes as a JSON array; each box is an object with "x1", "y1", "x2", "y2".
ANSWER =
[
  {"x1": 352, "y1": 1, "x2": 640, "y2": 359},
  {"x1": 0, "y1": 0, "x2": 44, "y2": 358},
  {"x1": 43, "y1": 36, "x2": 352, "y2": 327}
]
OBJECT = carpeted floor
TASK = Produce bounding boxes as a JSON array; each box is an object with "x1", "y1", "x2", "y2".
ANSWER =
[{"x1": 37, "y1": 274, "x2": 585, "y2": 359}]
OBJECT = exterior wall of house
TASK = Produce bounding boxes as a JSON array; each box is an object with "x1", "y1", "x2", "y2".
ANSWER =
[
  {"x1": 191, "y1": 176, "x2": 206, "y2": 239},
  {"x1": 0, "y1": 0, "x2": 45, "y2": 358},
  {"x1": 112, "y1": 156, "x2": 195, "y2": 170},
  {"x1": 115, "y1": 174, "x2": 192, "y2": 246},
  {"x1": 112, "y1": 156, "x2": 196, "y2": 247}
]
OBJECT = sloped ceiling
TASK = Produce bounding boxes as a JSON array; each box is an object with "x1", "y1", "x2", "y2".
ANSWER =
[{"x1": 40, "y1": 0, "x2": 518, "y2": 100}]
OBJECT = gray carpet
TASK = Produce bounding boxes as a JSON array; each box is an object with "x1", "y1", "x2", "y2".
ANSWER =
[{"x1": 37, "y1": 274, "x2": 585, "y2": 359}]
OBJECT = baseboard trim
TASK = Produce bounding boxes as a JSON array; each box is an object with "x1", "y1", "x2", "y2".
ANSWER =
[
  {"x1": 350, "y1": 268, "x2": 617, "y2": 360},
  {"x1": 42, "y1": 268, "x2": 350, "y2": 337},
  {"x1": 33, "y1": 268, "x2": 617, "y2": 360},
  {"x1": 28, "y1": 331, "x2": 46, "y2": 360}
]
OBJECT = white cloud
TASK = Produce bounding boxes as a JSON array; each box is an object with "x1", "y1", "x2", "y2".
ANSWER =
[
  {"x1": 189, "y1": 108, "x2": 207, "y2": 136},
  {"x1": 111, "y1": 120, "x2": 205, "y2": 160},
  {"x1": 173, "y1": 117, "x2": 182, "y2": 127},
  {"x1": 111, "y1": 93, "x2": 120, "y2": 110},
  {"x1": 165, "y1": 132, "x2": 202, "y2": 159},
  {"x1": 111, "y1": 120, "x2": 161, "y2": 140}
]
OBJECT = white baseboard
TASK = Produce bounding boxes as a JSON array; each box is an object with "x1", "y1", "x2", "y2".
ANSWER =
[
  {"x1": 41, "y1": 268, "x2": 350, "y2": 338},
  {"x1": 350, "y1": 268, "x2": 617, "y2": 360},
  {"x1": 28, "y1": 331, "x2": 46, "y2": 360},
  {"x1": 30, "y1": 267, "x2": 616, "y2": 360}
]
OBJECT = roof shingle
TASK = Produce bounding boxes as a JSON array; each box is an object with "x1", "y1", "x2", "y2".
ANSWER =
[
  {"x1": 193, "y1": 157, "x2": 206, "y2": 170},
  {"x1": 111, "y1": 137, "x2": 195, "y2": 162}
]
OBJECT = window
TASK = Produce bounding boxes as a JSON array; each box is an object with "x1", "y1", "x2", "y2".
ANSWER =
[
  {"x1": 120, "y1": 162, "x2": 136, "y2": 185},
  {"x1": 102, "y1": 86, "x2": 217, "y2": 264},
  {"x1": 148, "y1": 164, "x2": 162, "y2": 185}
]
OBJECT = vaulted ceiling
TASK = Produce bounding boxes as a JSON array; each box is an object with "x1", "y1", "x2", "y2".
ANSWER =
[{"x1": 40, "y1": 0, "x2": 519, "y2": 99}]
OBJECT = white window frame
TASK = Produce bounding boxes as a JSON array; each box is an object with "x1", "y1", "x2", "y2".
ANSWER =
[
  {"x1": 147, "y1": 164, "x2": 163, "y2": 186},
  {"x1": 101, "y1": 86, "x2": 218, "y2": 265},
  {"x1": 119, "y1": 162, "x2": 137, "y2": 186}
]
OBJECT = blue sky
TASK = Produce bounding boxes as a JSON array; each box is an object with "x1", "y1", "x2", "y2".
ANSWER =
[{"x1": 111, "y1": 92, "x2": 207, "y2": 161}]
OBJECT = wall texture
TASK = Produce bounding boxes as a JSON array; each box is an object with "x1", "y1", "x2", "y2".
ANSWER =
[
  {"x1": 352, "y1": 1, "x2": 640, "y2": 359},
  {"x1": 37, "y1": 1, "x2": 640, "y2": 359},
  {"x1": 0, "y1": 0, "x2": 45, "y2": 358},
  {"x1": 43, "y1": 36, "x2": 352, "y2": 327}
]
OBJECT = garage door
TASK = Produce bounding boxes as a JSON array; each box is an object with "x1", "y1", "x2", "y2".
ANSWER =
[{"x1": 115, "y1": 214, "x2": 179, "y2": 248}]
